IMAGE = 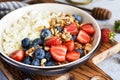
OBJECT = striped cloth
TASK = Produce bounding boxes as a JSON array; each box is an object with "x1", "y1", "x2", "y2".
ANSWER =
[{"x1": 0, "y1": 1, "x2": 28, "y2": 18}]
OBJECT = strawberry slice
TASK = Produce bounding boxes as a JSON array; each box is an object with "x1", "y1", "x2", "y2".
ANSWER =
[
  {"x1": 81, "y1": 23, "x2": 95, "y2": 35},
  {"x1": 64, "y1": 40, "x2": 74, "y2": 51},
  {"x1": 50, "y1": 45, "x2": 67, "y2": 62},
  {"x1": 45, "y1": 36, "x2": 62, "y2": 46},
  {"x1": 66, "y1": 51, "x2": 80, "y2": 62},
  {"x1": 10, "y1": 50, "x2": 25, "y2": 62},
  {"x1": 64, "y1": 22, "x2": 78, "y2": 35},
  {"x1": 77, "y1": 30, "x2": 91, "y2": 44}
]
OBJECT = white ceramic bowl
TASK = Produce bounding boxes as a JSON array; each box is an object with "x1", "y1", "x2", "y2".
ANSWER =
[{"x1": 0, "y1": 3, "x2": 101, "y2": 75}]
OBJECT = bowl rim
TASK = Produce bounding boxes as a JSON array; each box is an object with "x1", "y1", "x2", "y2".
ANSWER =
[{"x1": 0, "y1": 3, "x2": 101, "y2": 69}]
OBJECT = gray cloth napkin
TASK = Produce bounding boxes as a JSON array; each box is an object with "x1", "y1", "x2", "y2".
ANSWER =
[
  {"x1": 0, "y1": 1, "x2": 28, "y2": 18},
  {"x1": 0, "y1": 1, "x2": 28, "y2": 79}
]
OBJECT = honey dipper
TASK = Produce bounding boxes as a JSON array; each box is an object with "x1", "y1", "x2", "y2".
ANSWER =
[{"x1": 56, "y1": 1, "x2": 112, "y2": 20}]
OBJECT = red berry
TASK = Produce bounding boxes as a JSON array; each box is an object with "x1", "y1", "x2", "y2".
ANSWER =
[
  {"x1": 81, "y1": 23, "x2": 95, "y2": 35},
  {"x1": 66, "y1": 51, "x2": 80, "y2": 62},
  {"x1": 64, "y1": 40, "x2": 74, "y2": 51},
  {"x1": 77, "y1": 30, "x2": 91, "y2": 44},
  {"x1": 45, "y1": 36, "x2": 62, "y2": 46},
  {"x1": 101, "y1": 28, "x2": 111, "y2": 42},
  {"x1": 50, "y1": 45, "x2": 67, "y2": 62},
  {"x1": 64, "y1": 22, "x2": 78, "y2": 35},
  {"x1": 10, "y1": 50, "x2": 25, "y2": 62}
]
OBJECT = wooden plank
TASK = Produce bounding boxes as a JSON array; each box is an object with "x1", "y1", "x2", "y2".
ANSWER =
[
  {"x1": 0, "y1": 41, "x2": 120, "y2": 80},
  {"x1": 92, "y1": 42, "x2": 120, "y2": 64}
]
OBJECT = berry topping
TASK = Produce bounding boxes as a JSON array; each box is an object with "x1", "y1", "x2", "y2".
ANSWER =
[
  {"x1": 22, "y1": 38, "x2": 30, "y2": 48},
  {"x1": 45, "y1": 51, "x2": 53, "y2": 61},
  {"x1": 64, "y1": 22, "x2": 78, "y2": 35},
  {"x1": 45, "y1": 61, "x2": 55, "y2": 66},
  {"x1": 32, "y1": 38, "x2": 43, "y2": 47},
  {"x1": 34, "y1": 48, "x2": 45, "y2": 59},
  {"x1": 50, "y1": 45, "x2": 67, "y2": 62},
  {"x1": 71, "y1": 34, "x2": 76, "y2": 41},
  {"x1": 81, "y1": 23, "x2": 95, "y2": 35},
  {"x1": 55, "y1": 26, "x2": 62, "y2": 32},
  {"x1": 76, "y1": 48, "x2": 84, "y2": 58},
  {"x1": 77, "y1": 30, "x2": 91, "y2": 44},
  {"x1": 40, "y1": 28, "x2": 52, "y2": 39},
  {"x1": 72, "y1": 14, "x2": 82, "y2": 23},
  {"x1": 64, "y1": 40, "x2": 74, "y2": 52},
  {"x1": 22, "y1": 56, "x2": 32, "y2": 65},
  {"x1": 45, "y1": 36, "x2": 62, "y2": 46},
  {"x1": 31, "y1": 59, "x2": 40, "y2": 66},
  {"x1": 66, "y1": 51, "x2": 80, "y2": 62},
  {"x1": 10, "y1": 50, "x2": 25, "y2": 62}
]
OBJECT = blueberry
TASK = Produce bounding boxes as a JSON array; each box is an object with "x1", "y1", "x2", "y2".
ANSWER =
[
  {"x1": 55, "y1": 26, "x2": 62, "y2": 32},
  {"x1": 40, "y1": 28, "x2": 52, "y2": 39},
  {"x1": 45, "y1": 61, "x2": 55, "y2": 66},
  {"x1": 22, "y1": 38, "x2": 30, "y2": 48},
  {"x1": 72, "y1": 14, "x2": 82, "y2": 23},
  {"x1": 34, "y1": 48, "x2": 45, "y2": 59},
  {"x1": 71, "y1": 34, "x2": 76, "y2": 41},
  {"x1": 32, "y1": 38, "x2": 43, "y2": 47},
  {"x1": 31, "y1": 59, "x2": 40, "y2": 66},
  {"x1": 76, "y1": 48, "x2": 84, "y2": 58},
  {"x1": 22, "y1": 48, "x2": 27, "y2": 52},
  {"x1": 23, "y1": 56, "x2": 32, "y2": 65},
  {"x1": 28, "y1": 44, "x2": 33, "y2": 49},
  {"x1": 45, "y1": 51, "x2": 53, "y2": 61}
]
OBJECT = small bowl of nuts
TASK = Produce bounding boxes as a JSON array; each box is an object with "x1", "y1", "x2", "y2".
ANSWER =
[{"x1": 0, "y1": 3, "x2": 101, "y2": 75}]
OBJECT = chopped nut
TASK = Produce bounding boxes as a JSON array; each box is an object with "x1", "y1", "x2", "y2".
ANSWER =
[
  {"x1": 44, "y1": 46, "x2": 50, "y2": 51},
  {"x1": 36, "y1": 26, "x2": 45, "y2": 31},
  {"x1": 61, "y1": 32, "x2": 72, "y2": 41},
  {"x1": 41, "y1": 58, "x2": 47, "y2": 66},
  {"x1": 54, "y1": 29, "x2": 59, "y2": 36},
  {"x1": 37, "y1": 46, "x2": 43, "y2": 49},
  {"x1": 55, "y1": 61, "x2": 69, "y2": 65},
  {"x1": 58, "y1": 19, "x2": 65, "y2": 27},
  {"x1": 26, "y1": 47, "x2": 35, "y2": 57},
  {"x1": 50, "y1": 28, "x2": 61, "y2": 37},
  {"x1": 54, "y1": 23, "x2": 61, "y2": 27},
  {"x1": 50, "y1": 28, "x2": 55, "y2": 35},
  {"x1": 75, "y1": 20, "x2": 80, "y2": 29},
  {"x1": 59, "y1": 12, "x2": 64, "y2": 17},
  {"x1": 50, "y1": 18, "x2": 57, "y2": 26},
  {"x1": 74, "y1": 42, "x2": 83, "y2": 49},
  {"x1": 50, "y1": 12, "x2": 56, "y2": 16},
  {"x1": 85, "y1": 43, "x2": 93, "y2": 52},
  {"x1": 84, "y1": 49, "x2": 87, "y2": 55},
  {"x1": 55, "y1": 62, "x2": 62, "y2": 65}
]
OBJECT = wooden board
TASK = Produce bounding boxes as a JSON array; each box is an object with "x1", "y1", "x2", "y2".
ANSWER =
[{"x1": 0, "y1": 41, "x2": 120, "y2": 80}]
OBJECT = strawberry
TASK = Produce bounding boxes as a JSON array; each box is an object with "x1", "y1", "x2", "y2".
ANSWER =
[
  {"x1": 64, "y1": 40, "x2": 74, "y2": 51},
  {"x1": 10, "y1": 50, "x2": 25, "y2": 62},
  {"x1": 101, "y1": 28, "x2": 115, "y2": 42},
  {"x1": 45, "y1": 36, "x2": 62, "y2": 46},
  {"x1": 50, "y1": 45, "x2": 67, "y2": 62},
  {"x1": 77, "y1": 30, "x2": 91, "y2": 44},
  {"x1": 81, "y1": 23, "x2": 95, "y2": 35},
  {"x1": 64, "y1": 22, "x2": 78, "y2": 35},
  {"x1": 66, "y1": 51, "x2": 80, "y2": 62}
]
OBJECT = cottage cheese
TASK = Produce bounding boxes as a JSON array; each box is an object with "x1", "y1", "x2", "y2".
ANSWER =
[{"x1": 2, "y1": 10, "x2": 63, "y2": 55}]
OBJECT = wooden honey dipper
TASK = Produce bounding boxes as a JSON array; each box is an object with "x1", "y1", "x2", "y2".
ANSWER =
[{"x1": 56, "y1": 1, "x2": 112, "y2": 20}]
